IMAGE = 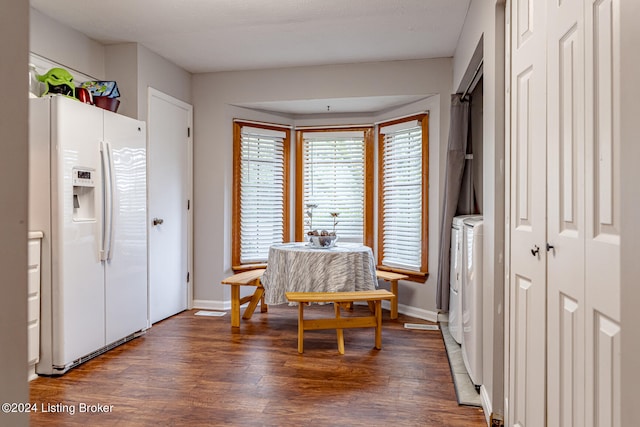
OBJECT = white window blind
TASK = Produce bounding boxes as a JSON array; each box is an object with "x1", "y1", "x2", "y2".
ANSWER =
[
  {"x1": 302, "y1": 131, "x2": 365, "y2": 242},
  {"x1": 240, "y1": 126, "x2": 286, "y2": 263},
  {"x1": 380, "y1": 121, "x2": 423, "y2": 270}
]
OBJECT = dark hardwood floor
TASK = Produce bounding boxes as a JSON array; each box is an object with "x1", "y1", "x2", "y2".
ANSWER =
[{"x1": 30, "y1": 305, "x2": 486, "y2": 426}]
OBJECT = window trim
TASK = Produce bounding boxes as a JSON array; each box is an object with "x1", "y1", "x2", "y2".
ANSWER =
[
  {"x1": 232, "y1": 120, "x2": 291, "y2": 271},
  {"x1": 376, "y1": 113, "x2": 429, "y2": 282},
  {"x1": 295, "y1": 126, "x2": 374, "y2": 248}
]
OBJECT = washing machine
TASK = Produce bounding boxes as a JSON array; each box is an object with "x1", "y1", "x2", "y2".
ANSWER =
[
  {"x1": 449, "y1": 215, "x2": 480, "y2": 344},
  {"x1": 462, "y1": 217, "x2": 484, "y2": 388}
]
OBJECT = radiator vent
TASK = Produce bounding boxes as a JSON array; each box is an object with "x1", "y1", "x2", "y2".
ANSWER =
[
  {"x1": 404, "y1": 323, "x2": 440, "y2": 331},
  {"x1": 53, "y1": 330, "x2": 146, "y2": 374}
]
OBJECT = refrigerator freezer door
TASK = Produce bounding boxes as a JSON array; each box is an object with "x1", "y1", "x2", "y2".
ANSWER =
[
  {"x1": 103, "y1": 111, "x2": 148, "y2": 343},
  {"x1": 50, "y1": 95, "x2": 106, "y2": 368}
]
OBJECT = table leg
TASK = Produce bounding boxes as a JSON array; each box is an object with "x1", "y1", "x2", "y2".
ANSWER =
[
  {"x1": 367, "y1": 301, "x2": 375, "y2": 313},
  {"x1": 390, "y1": 280, "x2": 399, "y2": 320},
  {"x1": 260, "y1": 292, "x2": 268, "y2": 313},
  {"x1": 334, "y1": 303, "x2": 345, "y2": 355},
  {"x1": 242, "y1": 287, "x2": 263, "y2": 320},
  {"x1": 374, "y1": 300, "x2": 382, "y2": 349},
  {"x1": 230, "y1": 285, "x2": 240, "y2": 328},
  {"x1": 297, "y1": 303, "x2": 305, "y2": 354}
]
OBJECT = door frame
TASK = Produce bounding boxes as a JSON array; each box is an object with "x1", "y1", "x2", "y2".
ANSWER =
[
  {"x1": 503, "y1": 1, "x2": 512, "y2": 423},
  {"x1": 147, "y1": 87, "x2": 194, "y2": 315}
]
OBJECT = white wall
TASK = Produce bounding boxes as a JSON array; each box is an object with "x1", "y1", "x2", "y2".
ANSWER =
[
  {"x1": 0, "y1": 2, "x2": 29, "y2": 426},
  {"x1": 105, "y1": 43, "x2": 193, "y2": 121},
  {"x1": 191, "y1": 59, "x2": 452, "y2": 315},
  {"x1": 105, "y1": 43, "x2": 139, "y2": 119},
  {"x1": 105, "y1": 43, "x2": 191, "y2": 121},
  {"x1": 30, "y1": 12, "x2": 192, "y2": 122},
  {"x1": 30, "y1": 7, "x2": 105, "y2": 80},
  {"x1": 137, "y1": 44, "x2": 192, "y2": 121},
  {"x1": 453, "y1": 0, "x2": 506, "y2": 421}
]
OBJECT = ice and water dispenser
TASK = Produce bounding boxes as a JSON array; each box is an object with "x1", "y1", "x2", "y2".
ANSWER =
[{"x1": 72, "y1": 167, "x2": 96, "y2": 221}]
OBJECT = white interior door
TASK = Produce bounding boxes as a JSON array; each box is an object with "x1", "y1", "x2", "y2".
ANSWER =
[
  {"x1": 510, "y1": 0, "x2": 621, "y2": 424},
  {"x1": 546, "y1": 0, "x2": 586, "y2": 425},
  {"x1": 148, "y1": 88, "x2": 192, "y2": 324},
  {"x1": 584, "y1": 1, "x2": 621, "y2": 425},
  {"x1": 508, "y1": 0, "x2": 547, "y2": 425}
]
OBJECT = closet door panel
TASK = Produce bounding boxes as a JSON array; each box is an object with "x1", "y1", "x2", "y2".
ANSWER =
[
  {"x1": 585, "y1": 1, "x2": 621, "y2": 426},
  {"x1": 508, "y1": 0, "x2": 547, "y2": 425},
  {"x1": 546, "y1": 0, "x2": 585, "y2": 425}
]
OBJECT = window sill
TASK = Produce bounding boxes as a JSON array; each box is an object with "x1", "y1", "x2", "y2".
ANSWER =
[{"x1": 376, "y1": 265, "x2": 428, "y2": 284}]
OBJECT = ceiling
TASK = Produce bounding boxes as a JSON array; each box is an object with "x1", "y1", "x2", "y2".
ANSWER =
[{"x1": 30, "y1": 0, "x2": 471, "y2": 114}]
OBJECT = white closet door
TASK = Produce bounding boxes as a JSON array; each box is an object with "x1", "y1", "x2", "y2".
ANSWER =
[
  {"x1": 148, "y1": 88, "x2": 192, "y2": 324},
  {"x1": 584, "y1": 1, "x2": 621, "y2": 426},
  {"x1": 546, "y1": 0, "x2": 586, "y2": 425},
  {"x1": 508, "y1": 0, "x2": 548, "y2": 425}
]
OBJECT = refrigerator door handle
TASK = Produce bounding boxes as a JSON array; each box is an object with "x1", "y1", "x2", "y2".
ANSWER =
[
  {"x1": 100, "y1": 141, "x2": 114, "y2": 261},
  {"x1": 105, "y1": 141, "x2": 116, "y2": 261}
]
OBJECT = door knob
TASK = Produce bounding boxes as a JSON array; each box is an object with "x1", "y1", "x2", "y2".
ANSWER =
[
  {"x1": 152, "y1": 218, "x2": 164, "y2": 226},
  {"x1": 530, "y1": 245, "x2": 540, "y2": 256},
  {"x1": 546, "y1": 243, "x2": 555, "y2": 252}
]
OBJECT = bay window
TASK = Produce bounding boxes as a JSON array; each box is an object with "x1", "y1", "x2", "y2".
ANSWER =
[
  {"x1": 231, "y1": 114, "x2": 428, "y2": 282},
  {"x1": 295, "y1": 127, "x2": 374, "y2": 247},
  {"x1": 232, "y1": 121, "x2": 290, "y2": 269},
  {"x1": 377, "y1": 114, "x2": 428, "y2": 280}
]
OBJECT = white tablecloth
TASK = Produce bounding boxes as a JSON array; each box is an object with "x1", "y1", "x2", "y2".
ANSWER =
[{"x1": 261, "y1": 242, "x2": 378, "y2": 305}]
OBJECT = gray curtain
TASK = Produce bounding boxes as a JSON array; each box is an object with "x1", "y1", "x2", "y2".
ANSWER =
[
  {"x1": 457, "y1": 137, "x2": 475, "y2": 214},
  {"x1": 436, "y1": 94, "x2": 471, "y2": 311}
]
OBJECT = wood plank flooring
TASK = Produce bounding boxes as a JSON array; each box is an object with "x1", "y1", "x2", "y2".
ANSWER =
[{"x1": 29, "y1": 305, "x2": 486, "y2": 426}]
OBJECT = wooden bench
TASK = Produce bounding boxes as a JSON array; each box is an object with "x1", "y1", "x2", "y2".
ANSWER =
[
  {"x1": 376, "y1": 270, "x2": 409, "y2": 320},
  {"x1": 221, "y1": 269, "x2": 267, "y2": 328},
  {"x1": 285, "y1": 290, "x2": 395, "y2": 354}
]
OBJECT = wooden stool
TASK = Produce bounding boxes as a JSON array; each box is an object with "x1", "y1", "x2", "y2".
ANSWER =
[
  {"x1": 375, "y1": 270, "x2": 409, "y2": 320},
  {"x1": 285, "y1": 290, "x2": 394, "y2": 354},
  {"x1": 221, "y1": 269, "x2": 267, "y2": 328}
]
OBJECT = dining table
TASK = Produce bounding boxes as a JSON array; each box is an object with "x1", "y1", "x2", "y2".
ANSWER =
[{"x1": 260, "y1": 242, "x2": 378, "y2": 305}]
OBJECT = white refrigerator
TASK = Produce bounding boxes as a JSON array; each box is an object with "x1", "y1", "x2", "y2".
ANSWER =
[{"x1": 29, "y1": 95, "x2": 148, "y2": 375}]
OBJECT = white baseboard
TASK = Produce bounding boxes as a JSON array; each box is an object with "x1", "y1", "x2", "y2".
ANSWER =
[
  {"x1": 480, "y1": 384, "x2": 492, "y2": 425},
  {"x1": 192, "y1": 299, "x2": 229, "y2": 311},
  {"x1": 395, "y1": 303, "x2": 439, "y2": 323},
  {"x1": 28, "y1": 365, "x2": 37, "y2": 381},
  {"x1": 193, "y1": 299, "x2": 440, "y2": 323},
  {"x1": 347, "y1": 300, "x2": 439, "y2": 322}
]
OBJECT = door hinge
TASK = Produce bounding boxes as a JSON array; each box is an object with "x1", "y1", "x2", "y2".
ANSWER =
[
  {"x1": 187, "y1": 127, "x2": 191, "y2": 138},
  {"x1": 187, "y1": 272, "x2": 190, "y2": 283}
]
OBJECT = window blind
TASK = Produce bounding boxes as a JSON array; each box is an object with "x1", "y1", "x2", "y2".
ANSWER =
[
  {"x1": 239, "y1": 126, "x2": 286, "y2": 263},
  {"x1": 380, "y1": 122, "x2": 423, "y2": 270},
  {"x1": 302, "y1": 131, "x2": 365, "y2": 243}
]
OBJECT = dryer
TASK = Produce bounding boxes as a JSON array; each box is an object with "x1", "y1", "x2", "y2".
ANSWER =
[
  {"x1": 449, "y1": 215, "x2": 480, "y2": 344},
  {"x1": 462, "y1": 217, "x2": 484, "y2": 388}
]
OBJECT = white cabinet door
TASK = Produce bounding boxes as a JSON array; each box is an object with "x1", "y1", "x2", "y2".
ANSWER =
[{"x1": 27, "y1": 234, "x2": 43, "y2": 372}]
